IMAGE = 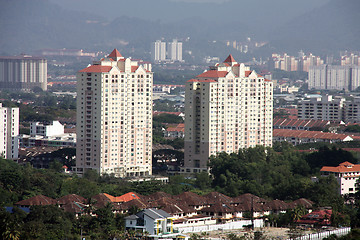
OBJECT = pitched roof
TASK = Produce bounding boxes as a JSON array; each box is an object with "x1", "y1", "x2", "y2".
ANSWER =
[
  {"x1": 174, "y1": 192, "x2": 207, "y2": 206},
  {"x1": 273, "y1": 118, "x2": 329, "y2": 129},
  {"x1": 61, "y1": 201, "x2": 86, "y2": 214},
  {"x1": 91, "y1": 193, "x2": 113, "y2": 208},
  {"x1": 289, "y1": 198, "x2": 314, "y2": 209},
  {"x1": 79, "y1": 65, "x2": 112, "y2": 73},
  {"x1": 166, "y1": 123, "x2": 185, "y2": 133},
  {"x1": 117, "y1": 192, "x2": 140, "y2": 202},
  {"x1": 187, "y1": 79, "x2": 217, "y2": 83},
  {"x1": 273, "y1": 129, "x2": 352, "y2": 141},
  {"x1": 224, "y1": 54, "x2": 236, "y2": 63},
  {"x1": 264, "y1": 199, "x2": 290, "y2": 211},
  {"x1": 204, "y1": 192, "x2": 233, "y2": 205},
  {"x1": 245, "y1": 71, "x2": 252, "y2": 77},
  {"x1": 140, "y1": 208, "x2": 172, "y2": 220},
  {"x1": 232, "y1": 193, "x2": 267, "y2": 205},
  {"x1": 131, "y1": 66, "x2": 139, "y2": 72},
  {"x1": 15, "y1": 195, "x2": 57, "y2": 206},
  {"x1": 121, "y1": 198, "x2": 149, "y2": 210},
  {"x1": 197, "y1": 70, "x2": 228, "y2": 78},
  {"x1": 320, "y1": 161, "x2": 360, "y2": 173},
  {"x1": 108, "y1": 49, "x2": 122, "y2": 58},
  {"x1": 201, "y1": 203, "x2": 234, "y2": 213},
  {"x1": 57, "y1": 194, "x2": 86, "y2": 205}
]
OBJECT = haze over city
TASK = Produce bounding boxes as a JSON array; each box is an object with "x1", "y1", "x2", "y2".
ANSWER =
[{"x1": 1, "y1": 0, "x2": 360, "y2": 239}]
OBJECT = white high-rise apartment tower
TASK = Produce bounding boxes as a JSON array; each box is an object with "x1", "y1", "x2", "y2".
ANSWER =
[
  {"x1": 167, "y1": 39, "x2": 182, "y2": 62},
  {"x1": 151, "y1": 40, "x2": 166, "y2": 62},
  {"x1": 182, "y1": 55, "x2": 273, "y2": 174},
  {"x1": 0, "y1": 55, "x2": 47, "y2": 91},
  {"x1": 0, "y1": 103, "x2": 19, "y2": 159},
  {"x1": 75, "y1": 49, "x2": 153, "y2": 177}
]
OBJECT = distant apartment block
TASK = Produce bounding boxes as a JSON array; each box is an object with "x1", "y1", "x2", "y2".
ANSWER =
[
  {"x1": 151, "y1": 40, "x2": 167, "y2": 62},
  {"x1": 167, "y1": 39, "x2": 182, "y2": 62},
  {"x1": 36, "y1": 48, "x2": 97, "y2": 58},
  {"x1": 271, "y1": 52, "x2": 324, "y2": 72},
  {"x1": 308, "y1": 65, "x2": 360, "y2": 91},
  {"x1": 297, "y1": 95, "x2": 345, "y2": 121},
  {"x1": 151, "y1": 39, "x2": 183, "y2": 62},
  {"x1": 0, "y1": 103, "x2": 19, "y2": 159},
  {"x1": 30, "y1": 121, "x2": 64, "y2": 137},
  {"x1": 20, "y1": 121, "x2": 75, "y2": 148},
  {"x1": 341, "y1": 53, "x2": 360, "y2": 66},
  {"x1": 183, "y1": 55, "x2": 273, "y2": 173},
  {"x1": 0, "y1": 55, "x2": 47, "y2": 91},
  {"x1": 75, "y1": 49, "x2": 153, "y2": 177},
  {"x1": 297, "y1": 95, "x2": 360, "y2": 123}
]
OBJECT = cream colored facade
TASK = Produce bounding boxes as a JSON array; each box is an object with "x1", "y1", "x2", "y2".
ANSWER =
[
  {"x1": 75, "y1": 49, "x2": 152, "y2": 177},
  {"x1": 183, "y1": 55, "x2": 273, "y2": 173}
]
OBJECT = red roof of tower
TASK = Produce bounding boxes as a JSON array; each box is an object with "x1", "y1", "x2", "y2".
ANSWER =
[
  {"x1": 108, "y1": 48, "x2": 122, "y2": 58},
  {"x1": 224, "y1": 54, "x2": 236, "y2": 63},
  {"x1": 197, "y1": 70, "x2": 228, "y2": 78},
  {"x1": 79, "y1": 65, "x2": 112, "y2": 73}
]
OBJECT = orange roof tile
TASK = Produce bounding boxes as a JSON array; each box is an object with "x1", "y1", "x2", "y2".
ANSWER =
[
  {"x1": 108, "y1": 48, "x2": 122, "y2": 58},
  {"x1": 117, "y1": 192, "x2": 140, "y2": 202},
  {"x1": 197, "y1": 70, "x2": 228, "y2": 78},
  {"x1": 79, "y1": 65, "x2": 112, "y2": 73},
  {"x1": 245, "y1": 71, "x2": 252, "y2": 77},
  {"x1": 321, "y1": 161, "x2": 360, "y2": 173}
]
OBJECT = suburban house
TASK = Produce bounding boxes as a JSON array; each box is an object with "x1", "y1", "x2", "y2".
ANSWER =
[
  {"x1": 295, "y1": 209, "x2": 332, "y2": 227},
  {"x1": 125, "y1": 208, "x2": 181, "y2": 239},
  {"x1": 320, "y1": 161, "x2": 360, "y2": 195},
  {"x1": 164, "y1": 123, "x2": 185, "y2": 138}
]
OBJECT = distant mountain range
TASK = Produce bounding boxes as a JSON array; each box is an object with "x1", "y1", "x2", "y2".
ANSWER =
[
  {"x1": 270, "y1": 0, "x2": 360, "y2": 54},
  {"x1": 0, "y1": 0, "x2": 359, "y2": 57}
]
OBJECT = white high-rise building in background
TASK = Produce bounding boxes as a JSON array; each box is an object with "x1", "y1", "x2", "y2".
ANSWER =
[
  {"x1": 182, "y1": 55, "x2": 273, "y2": 174},
  {"x1": 151, "y1": 40, "x2": 166, "y2": 62},
  {"x1": 75, "y1": 49, "x2": 153, "y2": 177},
  {"x1": 151, "y1": 39, "x2": 183, "y2": 62},
  {"x1": 0, "y1": 55, "x2": 47, "y2": 91},
  {"x1": 308, "y1": 65, "x2": 360, "y2": 91},
  {"x1": 0, "y1": 103, "x2": 19, "y2": 160},
  {"x1": 167, "y1": 39, "x2": 182, "y2": 62}
]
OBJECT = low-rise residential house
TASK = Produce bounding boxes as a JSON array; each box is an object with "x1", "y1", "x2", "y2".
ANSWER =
[
  {"x1": 164, "y1": 123, "x2": 185, "y2": 138},
  {"x1": 264, "y1": 199, "x2": 290, "y2": 214},
  {"x1": 201, "y1": 203, "x2": 235, "y2": 223},
  {"x1": 125, "y1": 208, "x2": 176, "y2": 236},
  {"x1": 273, "y1": 129, "x2": 353, "y2": 145},
  {"x1": 295, "y1": 209, "x2": 332, "y2": 227},
  {"x1": 15, "y1": 195, "x2": 57, "y2": 207},
  {"x1": 174, "y1": 192, "x2": 208, "y2": 210},
  {"x1": 321, "y1": 161, "x2": 360, "y2": 195}
]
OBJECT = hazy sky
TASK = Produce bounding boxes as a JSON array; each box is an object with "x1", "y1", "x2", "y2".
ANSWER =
[{"x1": 49, "y1": 0, "x2": 330, "y2": 23}]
